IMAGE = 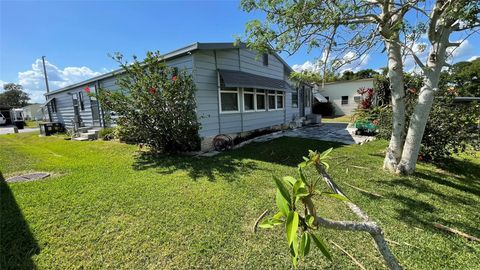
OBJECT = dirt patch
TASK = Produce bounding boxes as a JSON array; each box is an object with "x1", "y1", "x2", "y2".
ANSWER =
[{"x1": 6, "y1": 172, "x2": 51, "y2": 183}]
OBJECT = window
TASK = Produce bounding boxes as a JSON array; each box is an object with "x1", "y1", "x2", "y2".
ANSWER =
[
  {"x1": 256, "y1": 89, "x2": 266, "y2": 110},
  {"x1": 243, "y1": 88, "x2": 255, "y2": 111},
  {"x1": 354, "y1": 95, "x2": 362, "y2": 102},
  {"x1": 220, "y1": 87, "x2": 239, "y2": 112},
  {"x1": 292, "y1": 88, "x2": 298, "y2": 108},
  {"x1": 276, "y1": 91, "x2": 284, "y2": 109},
  {"x1": 341, "y1": 96, "x2": 349, "y2": 105},
  {"x1": 268, "y1": 90, "x2": 276, "y2": 110},
  {"x1": 79, "y1": 92, "x2": 85, "y2": 111},
  {"x1": 262, "y1": 53, "x2": 269, "y2": 66}
]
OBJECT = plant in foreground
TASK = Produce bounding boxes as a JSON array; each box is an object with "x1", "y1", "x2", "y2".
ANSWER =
[{"x1": 259, "y1": 149, "x2": 402, "y2": 269}]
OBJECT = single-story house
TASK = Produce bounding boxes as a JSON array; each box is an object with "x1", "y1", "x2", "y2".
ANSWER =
[
  {"x1": 314, "y1": 78, "x2": 375, "y2": 116},
  {"x1": 42, "y1": 42, "x2": 314, "y2": 150}
]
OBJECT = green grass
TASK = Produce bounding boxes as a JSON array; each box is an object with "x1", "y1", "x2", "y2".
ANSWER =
[
  {"x1": 1, "y1": 133, "x2": 479, "y2": 269},
  {"x1": 322, "y1": 115, "x2": 353, "y2": 123},
  {"x1": 24, "y1": 120, "x2": 39, "y2": 128}
]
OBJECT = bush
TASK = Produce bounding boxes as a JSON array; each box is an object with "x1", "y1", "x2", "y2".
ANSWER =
[
  {"x1": 312, "y1": 101, "x2": 335, "y2": 116},
  {"x1": 99, "y1": 127, "x2": 116, "y2": 141},
  {"x1": 373, "y1": 90, "x2": 480, "y2": 161},
  {"x1": 98, "y1": 51, "x2": 201, "y2": 153}
]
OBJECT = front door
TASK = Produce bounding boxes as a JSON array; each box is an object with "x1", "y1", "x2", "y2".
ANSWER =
[
  {"x1": 299, "y1": 85, "x2": 305, "y2": 117},
  {"x1": 72, "y1": 94, "x2": 83, "y2": 128},
  {"x1": 90, "y1": 96, "x2": 101, "y2": 126}
]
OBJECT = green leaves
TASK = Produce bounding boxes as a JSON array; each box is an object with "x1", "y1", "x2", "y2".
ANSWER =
[
  {"x1": 311, "y1": 233, "x2": 332, "y2": 261},
  {"x1": 276, "y1": 190, "x2": 290, "y2": 216},
  {"x1": 322, "y1": 192, "x2": 351, "y2": 202},
  {"x1": 274, "y1": 176, "x2": 291, "y2": 205},
  {"x1": 286, "y1": 211, "x2": 299, "y2": 245},
  {"x1": 299, "y1": 232, "x2": 311, "y2": 257}
]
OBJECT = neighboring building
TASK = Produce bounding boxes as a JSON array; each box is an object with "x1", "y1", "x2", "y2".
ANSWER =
[
  {"x1": 42, "y1": 42, "x2": 314, "y2": 149},
  {"x1": 22, "y1": 104, "x2": 44, "y2": 120},
  {"x1": 315, "y1": 78, "x2": 375, "y2": 116}
]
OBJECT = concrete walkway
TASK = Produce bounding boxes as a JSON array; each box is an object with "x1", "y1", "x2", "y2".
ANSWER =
[
  {"x1": 0, "y1": 125, "x2": 39, "y2": 135},
  {"x1": 255, "y1": 123, "x2": 374, "y2": 145}
]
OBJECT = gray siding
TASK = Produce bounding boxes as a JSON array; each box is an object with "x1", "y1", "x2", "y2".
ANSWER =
[
  {"x1": 47, "y1": 54, "x2": 193, "y2": 130},
  {"x1": 193, "y1": 48, "x2": 293, "y2": 137}
]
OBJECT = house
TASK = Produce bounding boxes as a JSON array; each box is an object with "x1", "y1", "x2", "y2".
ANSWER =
[
  {"x1": 22, "y1": 104, "x2": 44, "y2": 120},
  {"x1": 42, "y1": 42, "x2": 314, "y2": 150},
  {"x1": 314, "y1": 78, "x2": 375, "y2": 116}
]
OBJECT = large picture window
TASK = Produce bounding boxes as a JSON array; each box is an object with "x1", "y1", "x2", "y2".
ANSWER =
[
  {"x1": 276, "y1": 91, "x2": 284, "y2": 109},
  {"x1": 268, "y1": 90, "x2": 276, "y2": 110},
  {"x1": 220, "y1": 87, "x2": 239, "y2": 112}
]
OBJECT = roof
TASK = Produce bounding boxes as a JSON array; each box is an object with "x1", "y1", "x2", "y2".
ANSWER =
[
  {"x1": 218, "y1": 69, "x2": 288, "y2": 91},
  {"x1": 315, "y1": 77, "x2": 375, "y2": 88},
  {"x1": 45, "y1": 42, "x2": 293, "y2": 96}
]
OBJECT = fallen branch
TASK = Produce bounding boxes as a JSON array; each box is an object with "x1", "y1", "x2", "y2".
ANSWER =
[
  {"x1": 309, "y1": 164, "x2": 403, "y2": 270},
  {"x1": 434, "y1": 223, "x2": 480, "y2": 242},
  {"x1": 252, "y1": 209, "x2": 269, "y2": 233},
  {"x1": 345, "y1": 183, "x2": 385, "y2": 198},
  {"x1": 330, "y1": 241, "x2": 366, "y2": 270}
]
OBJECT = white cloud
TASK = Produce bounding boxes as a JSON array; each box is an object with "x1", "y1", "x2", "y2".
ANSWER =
[
  {"x1": 1, "y1": 59, "x2": 104, "y2": 103},
  {"x1": 468, "y1": 55, "x2": 479, "y2": 62},
  {"x1": 292, "y1": 60, "x2": 321, "y2": 73},
  {"x1": 292, "y1": 51, "x2": 370, "y2": 75}
]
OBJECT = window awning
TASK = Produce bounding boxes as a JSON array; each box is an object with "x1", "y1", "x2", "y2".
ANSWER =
[
  {"x1": 41, "y1": 97, "x2": 55, "y2": 107},
  {"x1": 313, "y1": 92, "x2": 328, "y2": 103},
  {"x1": 218, "y1": 69, "x2": 288, "y2": 91}
]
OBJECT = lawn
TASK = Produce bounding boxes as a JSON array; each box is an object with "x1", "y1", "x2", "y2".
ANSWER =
[
  {"x1": 1, "y1": 133, "x2": 479, "y2": 269},
  {"x1": 322, "y1": 115, "x2": 353, "y2": 123}
]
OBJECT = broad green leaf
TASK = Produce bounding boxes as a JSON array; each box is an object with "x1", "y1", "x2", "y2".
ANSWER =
[
  {"x1": 306, "y1": 215, "x2": 315, "y2": 227},
  {"x1": 320, "y1": 147, "x2": 333, "y2": 159},
  {"x1": 273, "y1": 211, "x2": 284, "y2": 219},
  {"x1": 299, "y1": 232, "x2": 311, "y2": 257},
  {"x1": 273, "y1": 176, "x2": 291, "y2": 205},
  {"x1": 283, "y1": 176, "x2": 297, "y2": 187},
  {"x1": 258, "y1": 219, "x2": 274, "y2": 228},
  {"x1": 302, "y1": 156, "x2": 309, "y2": 162},
  {"x1": 276, "y1": 190, "x2": 290, "y2": 216},
  {"x1": 298, "y1": 161, "x2": 307, "y2": 168},
  {"x1": 323, "y1": 192, "x2": 351, "y2": 202},
  {"x1": 298, "y1": 167, "x2": 307, "y2": 183},
  {"x1": 293, "y1": 179, "x2": 305, "y2": 196},
  {"x1": 311, "y1": 233, "x2": 332, "y2": 261},
  {"x1": 286, "y1": 211, "x2": 299, "y2": 245}
]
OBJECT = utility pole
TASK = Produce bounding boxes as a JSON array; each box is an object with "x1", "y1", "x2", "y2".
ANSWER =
[{"x1": 41, "y1": 56, "x2": 50, "y2": 93}]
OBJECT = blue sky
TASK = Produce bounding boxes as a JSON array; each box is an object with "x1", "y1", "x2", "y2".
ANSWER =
[{"x1": 1, "y1": 0, "x2": 478, "y2": 103}]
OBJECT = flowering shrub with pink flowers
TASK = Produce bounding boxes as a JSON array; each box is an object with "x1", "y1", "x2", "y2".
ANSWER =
[{"x1": 98, "y1": 51, "x2": 200, "y2": 153}]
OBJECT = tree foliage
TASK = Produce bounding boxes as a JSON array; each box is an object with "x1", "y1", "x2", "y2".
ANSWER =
[
  {"x1": 0, "y1": 83, "x2": 30, "y2": 107},
  {"x1": 98, "y1": 51, "x2": 201, "y2": 153}
]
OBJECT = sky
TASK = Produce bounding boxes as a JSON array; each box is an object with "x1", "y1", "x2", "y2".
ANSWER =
[{"x1": 1, "y1": 0, "x2": 479, "y2": 103}]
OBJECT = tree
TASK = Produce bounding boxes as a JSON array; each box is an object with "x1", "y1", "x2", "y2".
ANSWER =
[
  {"x1": 241, "y1": 0, "x2": 479, "y2": 174},
  {"x1": 98, "y1": 51, "x2": 201, "y2": 153},
  {"x1": 0, "y1": 83, "x2": 30, "y2": 107}
]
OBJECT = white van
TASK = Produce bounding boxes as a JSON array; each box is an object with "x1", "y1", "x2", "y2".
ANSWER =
[{"x1": 0, "y1": 112, "x2": 6, "y2": 125}]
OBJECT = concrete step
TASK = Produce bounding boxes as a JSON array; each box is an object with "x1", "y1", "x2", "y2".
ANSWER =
[
  {"x1": 80, "y1": 132, "x2": 97, "y2": 140},
  {"x1": 72, "y1": 137, "x2": 90, "y2": 141}
]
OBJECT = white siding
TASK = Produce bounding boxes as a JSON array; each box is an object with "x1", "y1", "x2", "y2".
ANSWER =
[{"x1": 317, "y1": 79, "x2": 375, "y2": 116}]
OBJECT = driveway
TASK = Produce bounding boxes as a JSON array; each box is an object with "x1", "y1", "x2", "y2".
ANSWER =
[
  {"x1": 0, "y1": 125, "x2": 39, "y2": 135},
  {"x1": 255, "y1": 123, "x2": 374, "y2": 145}
]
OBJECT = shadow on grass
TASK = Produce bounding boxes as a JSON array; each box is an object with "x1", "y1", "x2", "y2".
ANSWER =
[
  {"x1": 0, "y1": 172, "x2": 40, "y2": 269},
  {"x1": 132, "y1": 153, "x2": 259, "y2": 182},
  {"x1": 132, "y1": 137, "x2": 346, "y2": 181}
]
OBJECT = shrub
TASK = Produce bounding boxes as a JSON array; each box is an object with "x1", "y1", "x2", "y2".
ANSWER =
[
  {"x1": 312, "y1": 101, "x2": 335, "y2": 116},
  {"x1": 373, "y1": 90, "x2": 479, "y2": 161},
  {"x1": 99, "y1": 127, "x2": 116, "y2": 141},
  {"x1": 98, "y1": 51, "x2": 201, "y2": 153}
]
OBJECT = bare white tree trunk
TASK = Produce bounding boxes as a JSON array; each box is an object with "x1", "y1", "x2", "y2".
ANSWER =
[
  {"x1": 396, "y1": 28, "x2": 451, "y2": 174},
  {"x1": 383, "y1": 40, "x2": 406, "y2": 172}
]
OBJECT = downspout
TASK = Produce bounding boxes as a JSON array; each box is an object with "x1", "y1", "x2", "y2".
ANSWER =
[
  {"x1": 214, "y1": 50, "x2": 221, "y2": 134},
  {"x1": 96, "y1": 81, "x2": 106, "y2": 128},
  {"x1": 238, "y1": 48, "x2": 243, "y2": 133}
]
